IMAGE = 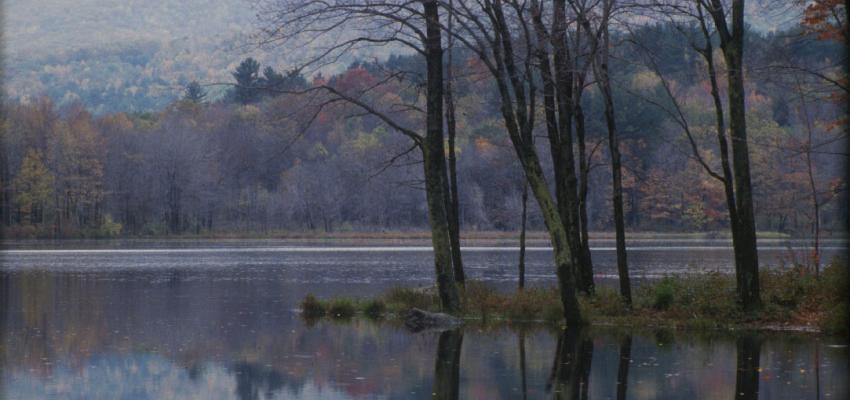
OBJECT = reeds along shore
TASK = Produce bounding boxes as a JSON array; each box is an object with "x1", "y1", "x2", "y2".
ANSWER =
[{"x1": 301, "y1": 260, "x2": 848, "y2": 335}]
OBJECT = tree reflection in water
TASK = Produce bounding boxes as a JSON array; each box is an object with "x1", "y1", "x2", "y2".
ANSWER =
[
  {"x1": 616, "y1": 334, "x2": 633, "y2": 400},
  {"x1": 548, "y1": 328, "x2": 594, "y2": 400},
  {"x1": 519, "y1": 328, "x2": 528, "y2": 400},
  {"x1": 735, "y1": 334, "x2": 762, "y2": 400},
  {"x1": 432, "y1": 329, "x2": 463, "y2": 400}
]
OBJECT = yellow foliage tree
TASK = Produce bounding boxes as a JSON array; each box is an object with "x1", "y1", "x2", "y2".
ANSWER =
[{"x1": 13, "y1": 150, "x2": 54, "y2": 225}]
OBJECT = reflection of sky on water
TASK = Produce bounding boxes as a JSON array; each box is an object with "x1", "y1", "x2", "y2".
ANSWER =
[
  {"x1": 3, "y1": 327, "x2": 847, "y2": 400},
  {"x1": 6, "y1": 354, "x2": 356, "y2": 400},
  {"x1": 1, "y1": 239, "x2": 847, "y2": 399}
]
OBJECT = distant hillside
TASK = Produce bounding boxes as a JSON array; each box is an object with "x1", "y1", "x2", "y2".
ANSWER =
[
  {"x1": 3, "y1": 0, "x2": 394, "y2": 113},
  {"x1": 2, "y1": 0, "x2": 799, "y2": 114}
]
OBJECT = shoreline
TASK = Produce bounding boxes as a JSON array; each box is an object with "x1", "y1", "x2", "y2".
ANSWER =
[
  {"x1": 3, "y1": 229, "x2": 846, "y2": 241},
  {"x1": 299, "y1": 261, "x2": 848, "y2": 337}
]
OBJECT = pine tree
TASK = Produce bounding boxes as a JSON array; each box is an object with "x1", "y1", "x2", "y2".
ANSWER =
[
  {"x1": 184, "y1": 81, "x2": 207, "y2": 103},
  {"x1": 232, "y1": 58, "x2": 261, "y2": 104}
]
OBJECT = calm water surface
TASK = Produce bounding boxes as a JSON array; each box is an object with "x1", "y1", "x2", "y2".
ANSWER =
[{"x1": 0, "y1": 238, "x2": 847, "y2": 399}]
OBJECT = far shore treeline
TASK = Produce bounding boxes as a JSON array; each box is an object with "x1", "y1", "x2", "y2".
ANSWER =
[
  {"x1": 1, "y1": 22, "x2": 843, "y2": 240},
  {"x1": 2, "y1": 0, "x2": 848, "y2": 327}
]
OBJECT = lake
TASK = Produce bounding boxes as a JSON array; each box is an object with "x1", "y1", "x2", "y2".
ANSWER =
[{"x1": 1, "y1": 238, "x2": 847, "y2": 399}]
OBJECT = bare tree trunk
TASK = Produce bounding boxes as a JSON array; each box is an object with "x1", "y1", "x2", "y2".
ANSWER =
[
  {"x1": 424, "y1": 0, "x2": 460, "y2": 312},
  {"x1": 796, "y1": 76, "x2": 820, "y2": 275},
  {"x1": 707, "y1": 0, "x2": 760, "y2": 309},
  {"x1": 445, "y1": 3, "x2": 465, "y2": 285},
  {"x1": 595, "y1": 12, "x2": 631, "y2": 306},
  {"x1": 455, "y1": 0, "x2": 582, "y2": 326},
  {"x1": 531, "y1": 0, "x2": 593, "y2": 295},
  {"x1": 551, "y1": 0, "x2": 587, "y2": 294},
  {"x1": 518, "y1": 181, "x2": 528, "y2": 290},
  {"x1": 574, "y1": 102, "x2": 594, "y2": 293}
]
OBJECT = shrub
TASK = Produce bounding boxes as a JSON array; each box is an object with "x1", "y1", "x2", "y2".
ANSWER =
[
  {"x1": 653, "y1": 278, "x2": 675, "y2": 310},
  {"x1": 542, "y1": 301, "x2": 564, "y2": 324},
  {"x1": 462, "y1": 281, "x2": 504, "y2": 319},
  {"x1": 821, "y1": 303, "x2": 848, "y2": 335},
  {"x1": 328, "y1": 298, "x2": 356, "y2": 319},
  {"x1": 363, "y1": 299, "x2": 386, "y2": 319},
  {"x1": 504, "y1": 288, "x2": 560, "y2": 321},
  {"x1": 588, "y1": 287, "x2": 630, "y2": 316},
  {"x1": 383, "y1": 287, "x2": 437, "y2": 310},
  {"x1": 96, "y1": 215, "x2": 123, "y2": 238},
  {"x1": 301, "y1": 294, "x2": 326, "y2": 319}
]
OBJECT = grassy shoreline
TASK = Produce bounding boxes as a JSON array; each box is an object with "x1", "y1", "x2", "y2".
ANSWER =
[{"x1": 300, "y1": 261, "x2": 848, "y2": 335}]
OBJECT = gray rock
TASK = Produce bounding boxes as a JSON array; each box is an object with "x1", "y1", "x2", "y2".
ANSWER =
[{"x1": 401, "y1": 308, "x2": 463, "y2": 332}]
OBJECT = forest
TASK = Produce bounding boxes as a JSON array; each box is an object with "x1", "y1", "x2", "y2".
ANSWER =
[
  {"x1": 2, "y1": 18, "x2": 843, "y2": 240},
  {"x1": 2, "y1": 4, "x2": 850, "y2": 396}
]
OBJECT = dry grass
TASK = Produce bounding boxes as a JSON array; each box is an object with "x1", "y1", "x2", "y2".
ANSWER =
[{"x1": 299, "y1": 260, "x2": 848, "y2": 334}]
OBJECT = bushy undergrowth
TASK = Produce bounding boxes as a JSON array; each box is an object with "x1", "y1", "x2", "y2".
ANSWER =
[
  {"x1": 299, "y1": 260, "x2": 847, "y2": 334},
  {"x1": 327, "y1": 298, "x2": 357, "y2": 319},
  {"x1": 363, "y1": 299, "x2": 387, "y2": 319},
  {"x1": 300, "y1": 294, "x2": 326, "y2": 319}
]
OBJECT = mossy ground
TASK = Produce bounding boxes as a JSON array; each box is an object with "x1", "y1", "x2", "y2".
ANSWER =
[{"x1": 301, "y1": 260, "x2": 848, "y2": 335}]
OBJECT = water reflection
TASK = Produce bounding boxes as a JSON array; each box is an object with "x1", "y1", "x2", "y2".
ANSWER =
[
  {"x1": 548, "y1": 328, "x2": 593, "y2": 400},
  {"x1": 735, "y1": 335, "x2": 762, "y2": 400},
  {"x1": 432, "y1": 329, "x2": 463, "y2": 400},
  {"x1": 1, "y1": 264, "x2": 848, "y2": 399},
  {"x1": 616, "y1": 335, "x2": 632, "y2": 400}
]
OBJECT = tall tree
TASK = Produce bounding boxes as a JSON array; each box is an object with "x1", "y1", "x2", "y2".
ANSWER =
[
  {"x1": 530, "y1": 0, "x2": 595, "y2": 295},
  {"x1": 232, "y1": 57, "x2": 262, "y2": 105},
  {"x1": 255, "y1": 0, "x2": 462, "y2": 312},
  {"x1": 446, "y1": 0, "x2": 583, "y2": 325},
  {"x1": 589, "y1": 0, "x2": 632, "y2": 306},
  {"x1": 13, "y1": 150, "x2": 54, "y2": 225},
  {"x1": 423, "y1": 0, "x2": 462, "y2": 309},
  {"x1": 635, "y1": 0, "x2": 761, "y2": 309},
  {"x1": 703, "y1": 0, "x2": 760, "y2": 309},
  {"x1": 444, "y1": 0, "x2": 465, "y2": 285}
]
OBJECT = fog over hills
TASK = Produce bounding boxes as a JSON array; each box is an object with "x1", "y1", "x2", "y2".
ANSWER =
[
  {"x1": 3, "y1": 0, "x2": 396, "y2": 113},
  {"x1": 3, "y1": 0, "x2": 798, "y2": 113}
]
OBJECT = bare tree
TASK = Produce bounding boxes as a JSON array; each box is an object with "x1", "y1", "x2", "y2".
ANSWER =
[
  {"x1": 529, "y1": 0, "x2": 595, "y2": 295},
  {"x1": 445, "y1": 0, "x2": 465, "y2": 285},
  {"x1": 254, "y1": 0, "x2": 462, "y2": 311},
  {"x1": 572, "y1": 0, "x2": 632, "y2": 305},
  {"x1": 442, "y1": 0, "x2": 583, "y2": 325},
  {"x1": 634, "y1": 0, "x2": 760, "y2": 310}
]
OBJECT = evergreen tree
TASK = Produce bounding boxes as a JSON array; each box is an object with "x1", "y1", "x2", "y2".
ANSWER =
[
  {"x1": 184, "y1": 81, "x2": 207, "y2": 103},
  {"x1": 232, "y1": 58, "x2": 261, "y2": 104}
]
